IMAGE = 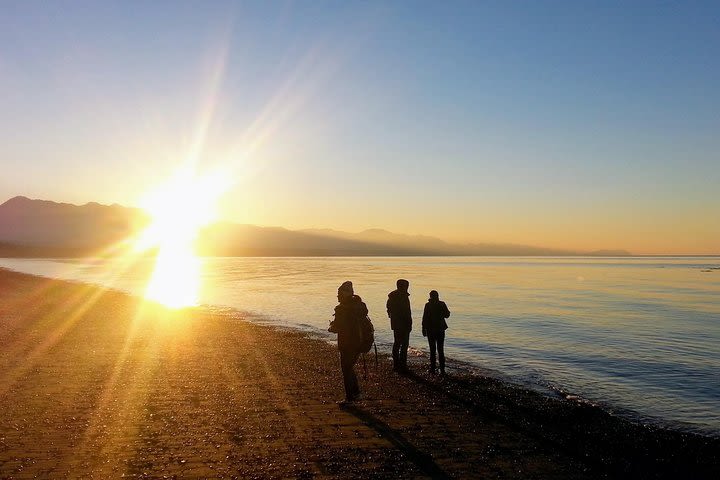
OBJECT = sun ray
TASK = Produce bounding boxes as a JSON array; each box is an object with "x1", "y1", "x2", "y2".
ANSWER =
[
  {"x1": 71, "y1": 300, "x2": 168, "y2": 474},
  {"x1": 134, "y1": 167, "x2": 232, "y2": 308},
  {"x1": 0, "y1": 280, "x2": 119, "y2": 395}
]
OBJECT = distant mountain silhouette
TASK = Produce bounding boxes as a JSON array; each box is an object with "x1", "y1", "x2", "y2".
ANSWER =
[
  {"x1": 197, "y1": 223, "x2": 425, "y2": 256},
  {"x1": 0, "y1": 197, "x2": 631, "y2": 257},
  {"x1": 299, "y1": 228, "x2": 598, "y2": 256},
  {"x1": 301, "y1": 228, "x2": 451, "y2": 251},
  {"x1": 0, "y1": 196, "x2": 149, "y2": 256}
]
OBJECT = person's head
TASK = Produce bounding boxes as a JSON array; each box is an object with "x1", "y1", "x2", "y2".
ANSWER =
[
  {"x1": 429, "y1": 290, "x2": 439, "y2": 301},
  {"x1": 396, "y1": 278, "x2": 409, "y2": 291},
  {"x1": 337, "y1": 280, "x2": 354, "y2": 301}
]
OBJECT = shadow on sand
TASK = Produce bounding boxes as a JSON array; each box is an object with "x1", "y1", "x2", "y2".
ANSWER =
[{"x1": 341, "y1": 403, "x2": 450, "y2": 480}]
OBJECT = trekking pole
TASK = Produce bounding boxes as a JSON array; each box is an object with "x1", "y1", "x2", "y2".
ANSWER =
[{"x1": 373, "y1": 342, "x2": 378, "y2": 370}]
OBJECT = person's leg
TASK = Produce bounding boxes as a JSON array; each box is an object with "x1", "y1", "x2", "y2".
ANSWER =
[
  {"x1": 400, "y1": 329, "x2": 410, "y2": 370},
  {"x1": 427, "y1": 332, "x2": 437, "y2": 373},
  {"x1": 437, "y1": 331, "x2": 446, "y2": 374},
  {"x1": 349, "y1": 350, "x2": 360, "y2": 398},
  {"x1": 392, "y1": 330, "x2": 401, "y2": 370},
  {"x1": 340, "y1": 349, "x2": 360, "y2": 400}
]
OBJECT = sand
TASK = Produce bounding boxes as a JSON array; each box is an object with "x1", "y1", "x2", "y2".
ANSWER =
[{"x1": 0, "y1": 268, "x2": 717, "y2": 479}]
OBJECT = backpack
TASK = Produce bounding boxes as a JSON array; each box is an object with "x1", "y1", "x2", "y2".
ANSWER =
[{"x1": 357, "y1": 314, "x2": 375, "y2": 354}]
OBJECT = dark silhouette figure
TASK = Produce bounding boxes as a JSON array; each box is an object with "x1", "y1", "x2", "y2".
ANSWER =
[
  {"x1": 422, "y1": 290, "x2": 450, "y2": 375},
  {"x1": 331, "y1": 281, "x2": 368, "y2": 402},
  {"x1": 387, "y1": 278, "x2": 412, "y2": 372}
]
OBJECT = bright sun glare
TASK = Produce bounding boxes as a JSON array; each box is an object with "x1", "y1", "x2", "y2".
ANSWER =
[{"x1": 134, "y1": 169, "x2": 231, "y2": 308}]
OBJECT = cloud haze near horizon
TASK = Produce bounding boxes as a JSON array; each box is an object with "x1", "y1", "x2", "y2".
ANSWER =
[{"x1": 1, "y1": 1, "x2": 718, "y2": 255}]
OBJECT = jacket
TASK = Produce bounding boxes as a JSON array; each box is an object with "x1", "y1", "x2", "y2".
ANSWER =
[
  {"x1": 333, "y1": 295, "x2": 368, "y2": 351},
  {"x1": 422, "y1": 300, "x2": 450, "y2": 334},
  {"x1": 386, "y1": 289, "x2": 412, "y2": 331}
]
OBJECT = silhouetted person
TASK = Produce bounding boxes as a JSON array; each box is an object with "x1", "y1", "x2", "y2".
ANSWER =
[
  {"x1": 387, "y1": 278, "x2": 412, "y2": 372},
  {"x1": 330, "y1": 281, "x2": 368, "y2": 403},
  {"x1": 422, "y1": 290, "x2": 450, "y2": 375}
]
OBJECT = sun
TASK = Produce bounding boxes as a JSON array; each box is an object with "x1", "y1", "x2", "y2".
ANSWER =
[{"x1": 134, "y1": 168, "x2": 231, "y2": 308}]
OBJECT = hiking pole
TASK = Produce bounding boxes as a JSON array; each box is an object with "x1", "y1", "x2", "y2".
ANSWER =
[{"x1": 373, "y1": 342, "x2": 378, "y2": 370}]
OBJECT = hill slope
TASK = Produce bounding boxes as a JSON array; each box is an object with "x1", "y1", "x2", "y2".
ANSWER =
[{"x1": 0, "y1": 197, "x2": 630, "y2": 257}]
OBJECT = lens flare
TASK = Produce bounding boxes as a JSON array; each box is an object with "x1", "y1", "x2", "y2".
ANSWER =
[{"x1": 135, "y1": 168, "x2": 231, "y2": 308}]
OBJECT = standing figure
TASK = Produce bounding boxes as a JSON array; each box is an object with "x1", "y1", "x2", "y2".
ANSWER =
[
  {"x1": 331, "y1": 281, "x2": 368, "y2": 403},
  {"x1": 422, "y1": 290, "x2": 450, "y2": 375},
  {"x1": 387, "y1": 278, "x2": 412, "y2": 372}
]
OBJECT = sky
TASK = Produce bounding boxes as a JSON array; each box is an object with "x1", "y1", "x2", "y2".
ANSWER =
[{"x1": 1, "y1": 1, "x2": 718, "y2": 254}]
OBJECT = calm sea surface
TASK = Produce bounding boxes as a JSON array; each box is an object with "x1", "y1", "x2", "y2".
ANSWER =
[{"x1": 1, "y1": 256, "x2": 719, "y2": 435}]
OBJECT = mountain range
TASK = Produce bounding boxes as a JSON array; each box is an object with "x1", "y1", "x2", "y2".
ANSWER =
[{"x1": 0, "y1": 196, "x2": 630, "y2": 257}]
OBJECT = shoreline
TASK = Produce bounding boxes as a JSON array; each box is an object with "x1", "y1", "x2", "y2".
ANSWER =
[
  {"x1": 1, "y1": 268, "x2": 719, "y2": 478},
  {"x1": 199, "y1": 304, "x2": 720, "y2": 440},
  {"x1": 2, "y1": 264, "x2": 720, "y2": 440}
]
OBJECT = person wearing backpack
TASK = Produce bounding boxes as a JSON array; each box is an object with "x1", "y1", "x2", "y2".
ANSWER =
[
  {"x1": 422, "y1": 290, "x2": 451, "y2": 375},
  {"x1": 330, "y1": 280, "x2": 369, "y2": 403},
  {"x1": 386, "y1": 278, "x2": 412, "y2": 373}
]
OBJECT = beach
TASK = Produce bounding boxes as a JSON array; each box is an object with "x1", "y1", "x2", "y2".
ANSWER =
[{"x1": 0, "y1": 268, "x2": 717, "y2": 479}]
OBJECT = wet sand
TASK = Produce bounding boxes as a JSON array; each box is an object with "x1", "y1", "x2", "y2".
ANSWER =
[{"x1": 0, "y1": 268, "x2": 717, "y2": 479}]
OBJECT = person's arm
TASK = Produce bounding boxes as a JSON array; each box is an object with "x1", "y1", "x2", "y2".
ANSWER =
[
  {"x1": 386, "y1": 296, "x2": 392, "y2": 318},
  {"x1": 422, "y1": 303, "x2": 429, "y2": 336},
  {"x1": 443, "y1": 302, "x2": 450, "y2": 318}
]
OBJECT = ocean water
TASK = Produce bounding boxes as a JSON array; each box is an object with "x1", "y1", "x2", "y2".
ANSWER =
[{"x1": 1, "y1": 256, "x2": 719, "y2": 436}]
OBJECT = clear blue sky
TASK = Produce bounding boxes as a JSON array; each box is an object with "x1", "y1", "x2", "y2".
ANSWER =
[{"x1": 1, "y1": 1, "x2": 718, "y2": 253}]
